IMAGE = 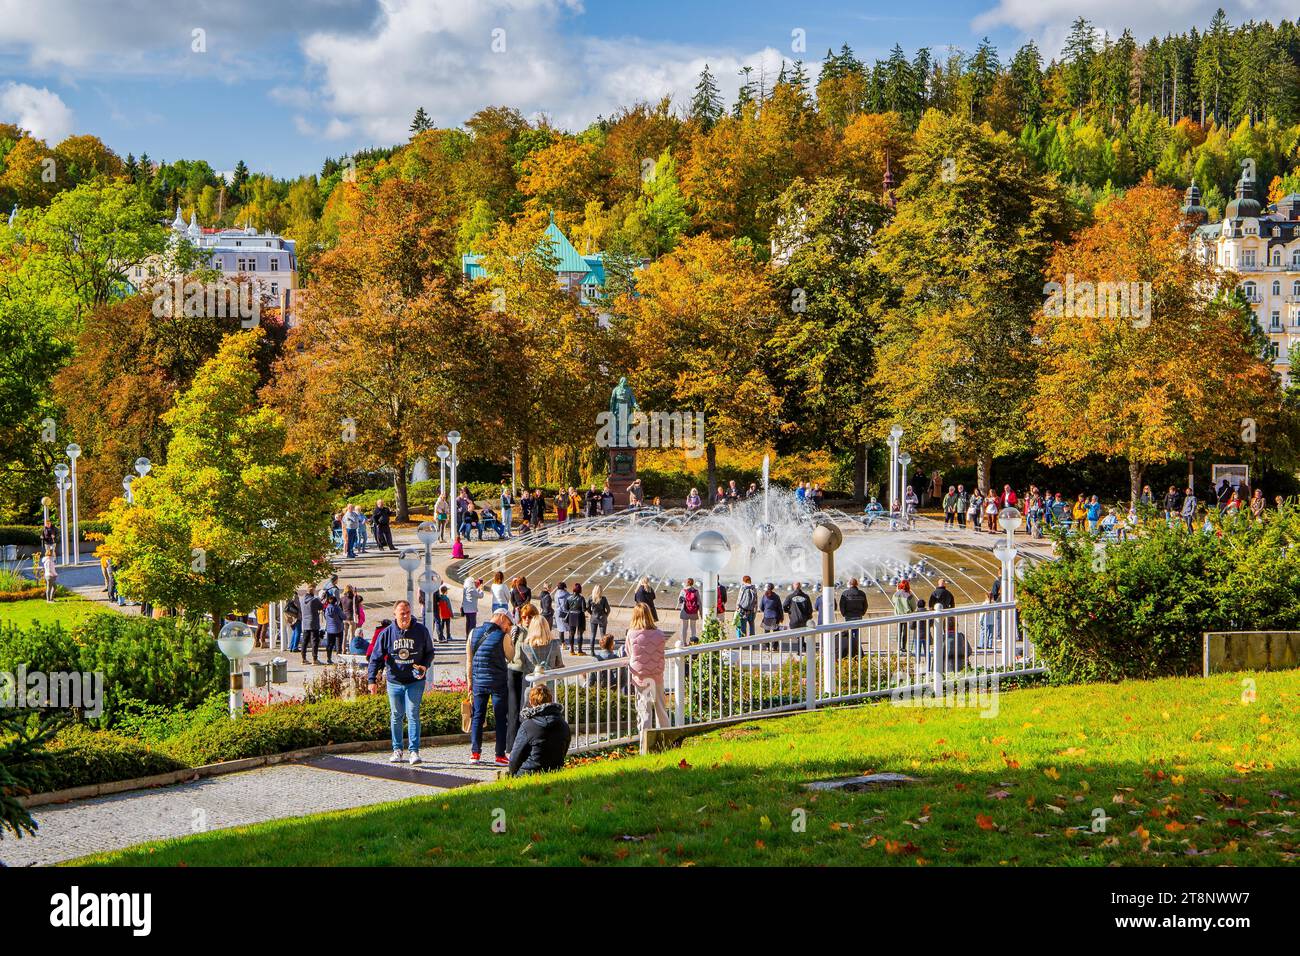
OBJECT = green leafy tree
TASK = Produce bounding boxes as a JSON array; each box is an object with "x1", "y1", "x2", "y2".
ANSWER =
[
  {"x1": 102, "y1": 330, "x2": 334, "y2": 638},
  {"x1": 690, "y1": 65, "x2": 724, "y2": 131}
]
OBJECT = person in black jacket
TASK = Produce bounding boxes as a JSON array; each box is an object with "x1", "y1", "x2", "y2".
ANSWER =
[
  {"x1": 509, "y1": 683, "x2": 571, "y2": 775},
  {"x1": 633, "y1": 577, "x2": 658, "y2": 622},
  {"x1": 566, "y1": 582, "x2": 588, "y2": 654},
  {"x1": 371, "y1": 500, "x2": 395, "y2": 550},
  {"x1": 837, "y1": 578, "x2": 868, "y2": 657},
  {"x1": 783, "y1": 582, "x2": 813, "y2": 629}
]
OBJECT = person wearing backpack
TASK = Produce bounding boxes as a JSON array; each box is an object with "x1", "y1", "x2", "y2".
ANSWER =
[
  {"x1": 466, "y1": 611, "x2": 516, "y2": 765},
  {"x1": 565, "y1": 582, "x2": 588, "y2": 654},
  {"x1": 434, "y1": 585, "x2": 454, "y2": 642},
  {"x1": 677, "y1": 578, "x2": 702, "y2": 644},
  {"x1": 367, "y1": 599, "x2": 434, "y2": 765},
  {"x1": 735, "y1": 575, "x2": 758, "y2": 636},
  {"x1": 783, "y1": 582, "x2": 814, "y2": 630},
  {"x1": 715, "y1": 581, "x2": 728, "y2": 617}
]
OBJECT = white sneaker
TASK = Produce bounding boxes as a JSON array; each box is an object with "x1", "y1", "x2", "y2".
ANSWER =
[
  {"x1": 407, "y1": 750, "x2": 422, "y2": 765},
  {"x1": 389, "y1": 750, "x2": 404, "y2": 763}
]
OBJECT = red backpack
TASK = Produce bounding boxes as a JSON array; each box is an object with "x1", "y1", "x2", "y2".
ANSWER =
[{"x1": 683, "y1": 588, "x2": 700, "y2": 616}]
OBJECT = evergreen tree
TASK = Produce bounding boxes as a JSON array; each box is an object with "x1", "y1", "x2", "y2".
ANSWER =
[
  {"x1": 690, "y1": 64, "x2": 724, "y2": 130},
  {"x1": 1196, "y1": 8, "x2": 1231, "y2": 124},
  {"x1": 1009, "y1": 42, "x2": 1044, "y2": 126},
  {"x1": 1063, "y1": 17, "x2": 1098, "y2": 112},
  {"x1": 230, "y1": 159, "x2": 249, "y2": 203},
  {"x1": 734, "y1": 65, "x2": 758, "y2": 118},
  {"x1": 410, "y1": 106, "x2": 433, "y2": 135}
]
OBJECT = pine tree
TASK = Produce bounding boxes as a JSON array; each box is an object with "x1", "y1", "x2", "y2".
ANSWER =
[
  {"x1": 690, "y1": 64, "x2": 724, "y2": 130},
  {"x1": 231, "y1": 160, "x2": 249, "y2": 202},
  {"x1": 1196, "y1": 8, "x2": 1231, "y2": 125},
  {"x1": 734, "y1": 65, "x2": 758, "y2": 118},
  {"x1": 409, "y1": 106, "x2": 433, "y2": 135},
  {"x1": 1063, "y1": 17, "x2": 1098, "y2": 112},
  {"x1": 1009, "y1": 42, "x2": 1044, "y2": 127}
]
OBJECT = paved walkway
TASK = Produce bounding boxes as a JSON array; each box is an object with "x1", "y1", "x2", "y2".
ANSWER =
[{"x1": 4, "y1": 742, "x2": 504, "y2": 867}]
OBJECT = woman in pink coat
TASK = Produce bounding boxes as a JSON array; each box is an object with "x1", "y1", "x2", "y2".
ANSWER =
[{"x1": 625, "y1": 602, "x2": 669, "y2": 732}]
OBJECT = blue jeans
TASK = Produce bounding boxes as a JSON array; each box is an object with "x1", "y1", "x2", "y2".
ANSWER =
[
  {"x1": 502, "y1": 505, "x2": 512, "y2": 536},
  {"x1": 357, "y1": 524, "x2": 368, "y2": 551},
  {"x1": 289, "y1": 621, "x2": 301, "y2": 652},
  {"x1": 387, "y1": 678, "x2": 425, "y2": 752},
  {"x1": 345, "y1": 528, "x2": 357, "y2": 557},
  {"x1": 470, "y1": 688, "x2": 505, "y2": 757}
]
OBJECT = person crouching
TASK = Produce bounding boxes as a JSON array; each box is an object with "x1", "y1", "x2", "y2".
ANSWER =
[{"x1": 508, "y1": 683, "x2": 571, "y2": 776}]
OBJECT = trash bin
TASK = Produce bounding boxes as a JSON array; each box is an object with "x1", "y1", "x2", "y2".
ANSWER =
[
  {"x1": 247, "y1": 661, "x2": 269, "y2": 688},
  {"x1": 270, "y1": 658, "x2": 288, "y2": 684}
]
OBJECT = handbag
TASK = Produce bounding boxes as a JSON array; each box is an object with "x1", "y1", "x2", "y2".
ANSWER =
[{"x1": 460, "y1": 695, "x2": 473, "y2": 733}]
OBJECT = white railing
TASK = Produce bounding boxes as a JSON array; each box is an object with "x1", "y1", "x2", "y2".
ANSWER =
[{"x1": 525, "y1": 601, "x2": 1042, "y2": 753}]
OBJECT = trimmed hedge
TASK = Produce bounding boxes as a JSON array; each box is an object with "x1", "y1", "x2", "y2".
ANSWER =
[
  {"x1": 164, "y1": 691, "x2": 470, "y2": 765},
  {"x1": 42, "y1": 725, "x2": 189, "y2": 794},
  {"x1": 0, "y1": 521, "x2": 111, "y2": 546},
  {"x1": 37, "y1": 691, "x2": 480, "y2": 793}
]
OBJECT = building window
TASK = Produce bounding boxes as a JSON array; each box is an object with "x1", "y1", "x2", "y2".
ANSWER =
[
  {"x1": 1273, "y1": 250, "x2": 1282, "y2": 266},
  {"x1": 1242, "y1": 250, "x2": 1256, "y2": 267},
  {"x1": 1274, "y1": 281, "x2": 1282, "y2": 296},
  {"x1": 1271, "y1": 310, "x2": 1282, "y2": 331},
  {"x1": 269, "y1": 259, "x2": 278, "y2": 272},
  {"x1": 270, "y1": 283, "x2": 279, "y2": 297}
]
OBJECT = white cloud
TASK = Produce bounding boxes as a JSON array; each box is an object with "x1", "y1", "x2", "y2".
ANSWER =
[
  {"x1": 0, "y1": 82, "x2": 74, "y2": 141},
  {"x1": 973, "y1": 1, "x2": 1300, "y2": 58},
  {"x1": 297, "y1": 0, "x2": 800, "y2": 140}
]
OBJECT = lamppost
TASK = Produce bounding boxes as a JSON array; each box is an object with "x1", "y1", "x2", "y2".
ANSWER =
[
  {"x1": 53, "y1": 462, "x2": 69, "y2": 566},
  {"x1": 447, "y1": 430, "x2": 462, "y2": 559},
  {"x1": 416, "y1": 521, "x2": 437, "y2": 630},
  {"x1": 897, "y1": 452, "x2": 912, "y2": 529},
  {"x1": 41, "y1": 495, "x2": 51, "y2": 527},
  {"x1": 134, "y1": 456, "x2": 152, "y2": 479},
  {"x1": 217, "y1": 619, "x2": 255, "y2": 719},
  {"x1": 122, "y1": 475, "x2": 134, "y2": 505},
  {"x1": 66, "y1": 443, "x2": 81, "y2": 563},
  {"x1": 996, "y1": 506, "x2": 1022, "y2": 667},
  {"x1": 887, "y1": 424, "x2": 904, "y2": 515},
  {"x1": 689, "y1": 530, "x2": 730, "y2": 633},
  {"x1": 398, "y1": 550, "x2": 421, "y2": 611},
  {"x1": 436, "y1": 444, "x2": 450, "y2": 502},
  {"x1": 419, "y1": 569, "x2": 442, "y2": 638},
  {"x1": 812, "y1": 521, "x2": 843, "y2": 698}
]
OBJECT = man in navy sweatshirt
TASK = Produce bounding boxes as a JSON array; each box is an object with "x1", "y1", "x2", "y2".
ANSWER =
[{"x1": 368, "y1": 600, "x2": 435, "y2": 765}]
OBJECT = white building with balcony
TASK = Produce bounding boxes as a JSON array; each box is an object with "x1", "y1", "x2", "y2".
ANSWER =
[
  {"x1": 127, "y1": 208, "x2": 298, "y2": 314},
  {"x1": 1188, "y1": 178, "x2": 1300, "y2": 385}
]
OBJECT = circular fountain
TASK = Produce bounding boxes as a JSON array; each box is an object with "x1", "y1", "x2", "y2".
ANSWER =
[{"x1": 453, "y1": 480, "x2": 1014, "y2": 615}]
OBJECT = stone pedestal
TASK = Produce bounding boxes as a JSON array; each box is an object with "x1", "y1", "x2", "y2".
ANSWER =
[{"x1": 607, "y1": 447, "x2": 637, "y2": 507}]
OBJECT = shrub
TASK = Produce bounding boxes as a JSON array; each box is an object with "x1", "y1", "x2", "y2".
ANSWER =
[
  {"x1": 163, "y1": 691, "x2": 468, "y2": 766},
  {"x1": 111, "y1": 693, "x2": 229, "y2": 745},
  {"x1": 0, "y1": 616, "x2": 225, "y2": 729},
  {"x1": 0, "y1": 526, "x2": 40, "y2": 547},
  {"x1": 1019, "y1": 507, "x2": 1300, "y2": 684},
  {"x1": 41, "y1": 724, "x2": 188, "y2": 793}
]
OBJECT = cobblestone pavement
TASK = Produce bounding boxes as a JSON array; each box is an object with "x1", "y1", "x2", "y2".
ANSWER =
[{"x1": 3, "y1": 743, "x2": 504, "y2": 867}]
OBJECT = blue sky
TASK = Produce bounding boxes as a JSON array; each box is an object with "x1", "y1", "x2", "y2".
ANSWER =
[{"x1": 0, "y1": 1, "x2": 1292, "y2": 179}]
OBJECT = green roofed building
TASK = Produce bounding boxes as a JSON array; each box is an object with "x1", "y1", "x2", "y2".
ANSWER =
[{"x1": 462, "y1": 211, "x2": 613, "y2": 307}]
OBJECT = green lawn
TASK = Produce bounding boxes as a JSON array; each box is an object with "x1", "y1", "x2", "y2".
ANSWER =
[
  {"x1": 0, "y1": 594, "x2": 111, "y2": 629},
  {"x1": 80, "y1": 669, "x2": 1300, "y2": 867}
]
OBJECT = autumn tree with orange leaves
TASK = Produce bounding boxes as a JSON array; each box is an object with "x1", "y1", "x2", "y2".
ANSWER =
[{"x1": 1029, "y1": 178, "x2": 1276, "y2": 504}]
